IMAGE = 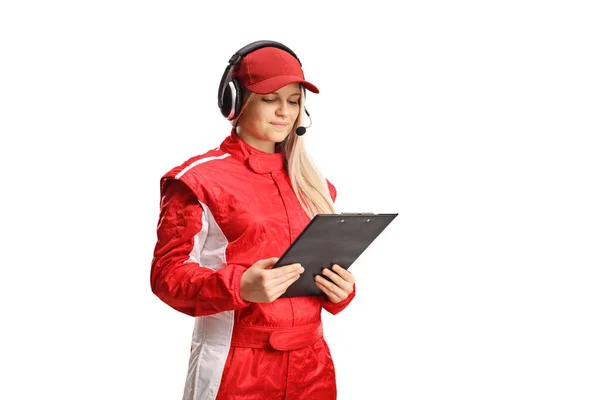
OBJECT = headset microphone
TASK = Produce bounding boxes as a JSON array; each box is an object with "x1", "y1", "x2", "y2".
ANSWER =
[{"x1": 295, "y1": 108, "x2": 312, "y2": 136}]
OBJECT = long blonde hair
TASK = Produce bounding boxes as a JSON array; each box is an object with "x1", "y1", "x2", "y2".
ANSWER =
[{"x1": 232, "y1": 88, "x2": 336, "y2": 218}]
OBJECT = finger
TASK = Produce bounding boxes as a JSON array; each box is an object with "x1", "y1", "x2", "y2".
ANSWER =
[
  {"x1": 254, "y1": 257, "x2": 280, "y2": 269},
  {"x1": 321, "y1": 268, "x2": 354, "y2": 293},
  {"x1": 270, "y1": 283, "x2": 293, "y2": 301},
  {"x1": 266, "y1": 269, "x2": 303, "y2": 289},
  {"x1": 269, "y1": 273, "x2": 301, "y2": 295},
  {"x1": 315, "y1": 280, "x2": 342, "y2": 303},
  {"x1": 268, "y1": 263, "x2": 304, "y2": 279},
  {"x1": 331, "y1": 264, "x2": 356, "y2": 284},
  {"x1": 315, "y1": 274, "x2": 347, "y2": 300}
]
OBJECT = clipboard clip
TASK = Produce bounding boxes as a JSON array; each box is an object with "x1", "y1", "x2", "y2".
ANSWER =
[
  {"x1": 339, "y1": 213, "x2": 376, "y2": 215},
  {"x1": 338, "y1": 213, "x2": 375, "y2": 223}
]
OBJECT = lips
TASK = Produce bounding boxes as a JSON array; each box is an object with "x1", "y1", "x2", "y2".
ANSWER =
[{"x1": 270, "y1": 122, "x2": 288, "y2": 127}]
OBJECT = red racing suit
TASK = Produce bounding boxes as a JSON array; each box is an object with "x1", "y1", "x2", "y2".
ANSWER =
[{"x1": 150, "y1": 130, "x2": 356, "y2": 400}]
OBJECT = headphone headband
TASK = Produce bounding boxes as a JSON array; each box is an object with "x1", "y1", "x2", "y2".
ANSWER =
[{"x1": 228, "y1": 40, "x2": 301, "y2": 67}]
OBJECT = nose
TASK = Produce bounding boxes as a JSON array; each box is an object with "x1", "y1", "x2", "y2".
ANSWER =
[{"x1": 275, "y1": 102, "x2": 290, "y2": 117}]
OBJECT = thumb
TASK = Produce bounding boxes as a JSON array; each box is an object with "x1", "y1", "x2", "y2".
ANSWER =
[{"x1": 252, "y1": 257, "x2": 279, "y2": 270}]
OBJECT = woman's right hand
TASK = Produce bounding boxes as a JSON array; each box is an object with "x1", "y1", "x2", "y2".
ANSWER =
[{"x1": 240, "y1": 257, "x2": 304, "y2": 303}]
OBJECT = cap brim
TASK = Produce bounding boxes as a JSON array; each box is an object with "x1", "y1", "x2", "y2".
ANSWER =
[{"x1": 245, "y1": 74, "x2": 320, "y2": 94}]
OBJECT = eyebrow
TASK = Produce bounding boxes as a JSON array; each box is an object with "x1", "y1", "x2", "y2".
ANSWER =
[{"x1": 269, "y1": 91, "x2": 302, "y2": 97}]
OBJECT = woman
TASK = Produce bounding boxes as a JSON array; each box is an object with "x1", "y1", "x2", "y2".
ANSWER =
[{"x1": 150, "y1": 41, "x2": 356, "y2": 400}]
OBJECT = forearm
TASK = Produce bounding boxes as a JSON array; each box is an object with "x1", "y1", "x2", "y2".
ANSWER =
[{"x1": 150, "y1": 255, "x2": 249, "y2": 317}]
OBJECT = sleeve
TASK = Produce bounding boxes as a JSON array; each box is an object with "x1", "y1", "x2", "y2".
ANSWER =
[
  {"x1": 150, "y1": 179, "x2": 251, "y2": 317},
  {"x1": 321, "y1": 286, "x2": 356, "y2": 315},
  {"x1": 320, "y1": 179, "x2": 357, "y2": 315},
  {"x1": 326, "y1": 179, "x2": 337, "y2": 202}
]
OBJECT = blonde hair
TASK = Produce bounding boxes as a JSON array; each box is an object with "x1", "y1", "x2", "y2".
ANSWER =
[{"x1": 232, "y1": 89, "x2": 336, "y2": 218}]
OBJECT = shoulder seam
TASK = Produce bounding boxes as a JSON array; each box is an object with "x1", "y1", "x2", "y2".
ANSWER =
[{"x1": 175, "y1": 153, "x2": 231, "y2": 180}]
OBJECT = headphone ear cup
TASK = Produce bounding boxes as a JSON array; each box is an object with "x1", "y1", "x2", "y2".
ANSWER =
[
  {"x1": 220, "y1": 81, "x2": 233, "y2": 119},
  {"x1": 220, "y1": 78, "x2": 244, "y2": 120},
  {"x1": 231, "y1": 78, "x2": 243, "y2": 120}
]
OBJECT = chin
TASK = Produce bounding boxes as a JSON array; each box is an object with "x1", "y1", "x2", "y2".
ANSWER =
[{"x1": 267, "y1": 129, "x2": 292, "y2": 142}]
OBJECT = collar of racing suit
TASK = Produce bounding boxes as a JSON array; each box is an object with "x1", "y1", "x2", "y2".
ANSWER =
[{"x1": 220, "y1": 129, "x2": 286, "y2": 174}]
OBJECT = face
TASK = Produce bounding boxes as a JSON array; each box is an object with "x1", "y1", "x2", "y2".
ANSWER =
[{"x1": 236, "y1": 83, "x2": 302, "y2": 153}]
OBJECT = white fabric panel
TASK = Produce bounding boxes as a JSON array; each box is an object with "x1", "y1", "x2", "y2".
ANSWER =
[{"x1": 181, "y1": 202, "x2": 234, "y2": 400}]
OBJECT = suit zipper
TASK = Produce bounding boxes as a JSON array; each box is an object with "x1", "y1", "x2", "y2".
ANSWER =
[{"x1": 289, "y1": 298, "x2": 295, "y2": 327}]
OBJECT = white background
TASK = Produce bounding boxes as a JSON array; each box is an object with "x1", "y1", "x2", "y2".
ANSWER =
[{"x1": 1, "y1": 1, "x2": 599, "y2": 399}]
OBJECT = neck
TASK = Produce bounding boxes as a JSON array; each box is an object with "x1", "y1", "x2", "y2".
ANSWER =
[{"x1": 235, "y1": 130, "x2": 276, "y2": 154}]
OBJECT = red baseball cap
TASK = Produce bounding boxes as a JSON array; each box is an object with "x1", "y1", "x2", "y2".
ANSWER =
[{"x1": 233, "y1": 47, "x2": 320, "y2": 94}]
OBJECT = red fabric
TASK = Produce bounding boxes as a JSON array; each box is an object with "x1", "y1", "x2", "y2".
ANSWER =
[
  {"x1": 216, "y1": 339, "x2": 337, "y2": 400},
  {"x1": 150, "y1": 130, "x2": 355, "y2": 399},
  {"x1": 230, "y1": 321, "x2": 323, "y2": 351},
  {"x1": 233, "y1": 46, "x2": 319, "y2": 94},
  {"x1": 151, "y1": 179, "x2": 250, "y2": 316}
]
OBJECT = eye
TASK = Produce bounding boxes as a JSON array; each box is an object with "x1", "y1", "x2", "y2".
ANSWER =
[
  {"x1": 288, "y1": 100, "x2": 299, "y2": 105},
  {"x1": 262, "y1": 98, "x2": 276, "y2": 103}
]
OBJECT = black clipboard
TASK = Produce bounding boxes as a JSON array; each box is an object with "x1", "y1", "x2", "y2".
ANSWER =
[{"x1": 272, "y1": 213, "x2": 398, "y2": 298}]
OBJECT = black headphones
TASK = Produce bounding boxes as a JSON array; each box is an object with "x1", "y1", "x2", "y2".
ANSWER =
[{"x1": 217, "y1": 40, "x2": 310, "y2": 131}]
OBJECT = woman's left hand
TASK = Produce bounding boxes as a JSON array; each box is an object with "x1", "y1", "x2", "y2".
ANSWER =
[{"x1": 315, "y1": 264, "x2": 355, "y2": 303}]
